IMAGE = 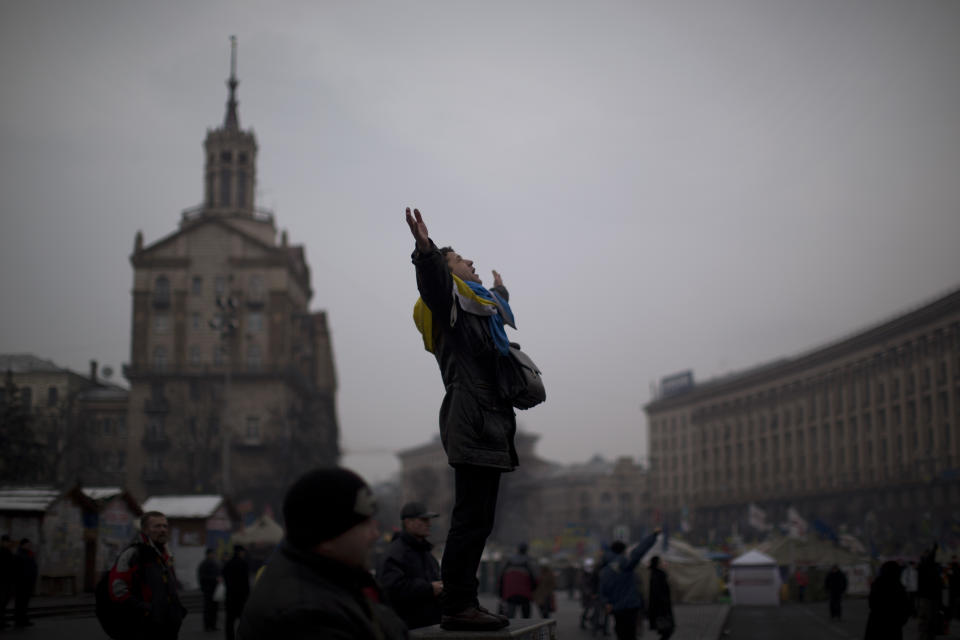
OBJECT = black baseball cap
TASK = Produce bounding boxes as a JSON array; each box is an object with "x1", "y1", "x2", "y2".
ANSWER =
[{"x1": 401, "y1": 501, "x2": 439, "y2": 519}]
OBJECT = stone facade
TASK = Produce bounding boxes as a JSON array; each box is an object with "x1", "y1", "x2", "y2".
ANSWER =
[
  {"x1": 0, "y1": 354, "x2": 125, "y2": 486},
  {"x1": 122, "y1": 48, "x2": 339, "y2": 510},
  {"x1": 645, "y1": 285, "x2": 960, "y2": 551},
  {"x1": 396, "y1": 432, "x2": 650, "y2": 553}
]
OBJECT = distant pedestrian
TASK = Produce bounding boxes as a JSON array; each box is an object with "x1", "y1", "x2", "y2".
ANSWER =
[
  {"x1": 197, "y1": 548, "x2": 220, "y2": 631},
  {"x1": 825, "y1": 565, "x2": 848, "y2": 620},
  {"x1": 221, "y1": 545, "x2": 250, "y2": 640},
  {"x1": 864, "y1": 560, "x2": 912, "y2": 640},
  {"x1": 948, "y1": 556, "x2": 960, "y2": 621},
  {"x1": 106, "y1": 511, "x2": 187, "y2": 639},
  {"x1": 0, "y1": 535, "x2": 14, "y2": 630},
  {"x1": 648, "y1": 556, "x2": 675, "y2": 640},
  {"x1": 13, "y1": 539, "x2": 37, "y2": 628},
  {"x1": 532, "y1": 559, "x2": 556, "y2": 618},
  {"x1": 579, "y1": 557, "x2": 606, "y2": 632},
  {"x1": 499, "y1": 543, "x2": 537, "y2": 619},
  {"x1": 378, "y1": 501, "x2": 443, "y2": 630},
  {"x1": 901, "y1": 560, "x2": 918, "y2": 615},
  {"x1": 598, "y1": 529, "x2": 660, "y2": 640},
  {"x1": 916, "y1": 545, "x2": 943, "y2": 640},
  {"x1": 794, "y1": 566, "x2": 809, "y2": 602}
]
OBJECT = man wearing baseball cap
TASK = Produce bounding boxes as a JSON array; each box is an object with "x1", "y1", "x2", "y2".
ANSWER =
[
  {"x1": 379, "y1": 502, "x2": 443, "y2": 629},
  {"x1": 238, "y1": 468, "x2": 407, "y2": 639}
]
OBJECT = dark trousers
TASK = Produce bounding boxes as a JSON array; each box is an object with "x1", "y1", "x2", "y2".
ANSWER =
[
  {"x1": 0, "y1": 589, "x2": 10, "y2": 628},
  {"x1": 225, "y1": 599, "x2": 246, "y2": 640},
  {"x1": 829, "y1": 595, "x2": 843, "y2": 619},
  {"x1": 13, "y1": 590, "x2": 31, "y2": 626},
  {"x1": 201, "y1": 587, "x2": 218, "y2": 630},
  {"x1": 612, "y1": 607, "x2": 640, "y2": 640},
  {"x1": 440, "y1": 465, "x2": 501, "y2": 614},
  {"x1": 505, "y1": 597, "x2": 531, "y2": 618}
]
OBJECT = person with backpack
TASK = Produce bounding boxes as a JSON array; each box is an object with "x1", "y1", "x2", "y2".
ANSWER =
[
  {"x1": 99, "y1": 511, "x2": 187, "y2": 640},
  {"x1": 498, "y1": 543, "x2": 537, "y2": 619}
]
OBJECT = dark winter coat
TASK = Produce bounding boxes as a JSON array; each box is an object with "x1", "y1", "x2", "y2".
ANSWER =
[
  {"x1": 237, "y1": 540, "x2": 407, "y2": 640},
  {"x1": 378, "y1": 531, "x2": 441, "y2": 629},
  {"x1": 825, "y1": 569, "x2": 848, "y2": 599},
  {"x1": 648, "y1": 566, "x2": 674, "y2": 630},
  {"x1": 107, "y1": 533, "x2": 187, "y2": 639},
  {"x1": 598, "y1": 532, "x2": 659, "y2": 612},
  {"x1": 499, "y1": 553, "x2": 537, "y2": 602},
  {"x1": 864, "y1": 561, "x2": 911, "y2": 640},
  {"x1": 197, "y1": 557, "x2": 220, "y2": 594},
  {"x1": 222, "y1": 553, "x2": 250, "y2": 616},
  {"x1": 14, "y1": 549, "x2": 37, "y2": 596},
  {"x1": 412, "y1": 241, "x2": 518, "y2": 470},
  {"x1": 0, "y1": 546, "x2": 14, "y2": 594}
]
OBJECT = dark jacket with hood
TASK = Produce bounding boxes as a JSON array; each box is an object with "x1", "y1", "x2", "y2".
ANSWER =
[
  {"x1": 598, "y1": 532, "x2": 659, "y2": 612},
  {"x1": 378, "y1": 531, "x2": 441, "y2": 629},
  {"x1": 237, "y1": 540, "x2": 407, "y2": 640},
  {"x1": 864, "y1": 561, "x2": 911, "y2": 640},
  {"x1": 107, "y1": 532, "x2": 187, "y2": 639},
  {"x1": 412, "y1": 241, "x2": 518, "y2": 470}
]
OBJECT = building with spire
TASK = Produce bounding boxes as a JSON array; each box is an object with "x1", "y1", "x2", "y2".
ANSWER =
[{"x1": 123, "y1": 38, "x2": 339, "y2": 512}]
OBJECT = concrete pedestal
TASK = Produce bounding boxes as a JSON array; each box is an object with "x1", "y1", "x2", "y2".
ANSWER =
[{"x1": 410, "y1": 618, "x2": 557, "y2": 640}]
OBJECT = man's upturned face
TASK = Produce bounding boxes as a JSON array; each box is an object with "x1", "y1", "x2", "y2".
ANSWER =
[
  {"x1": 403, "y1": 517, "x2": 433, "y2": 540},
  {"x1": 144, "y1": 516, "x2": 170, "y2": 546},
  {"x1": 318, "y1": 518, "x2": 380, "y2": 570},
  {"x1": 445, "y1": 252, "x2": 481, "y2": 284}
]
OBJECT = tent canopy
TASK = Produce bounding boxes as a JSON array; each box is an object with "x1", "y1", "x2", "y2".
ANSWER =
[
  {"x1": 731, "y1": 549, "x2": 777, "y2": 566},
  {"x1": 232, "y1": 514, "x2": 283, "y2": 546}
]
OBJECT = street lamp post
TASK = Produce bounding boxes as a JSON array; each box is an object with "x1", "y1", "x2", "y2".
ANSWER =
[{"x1": 210, "y1": 295, "x2": 238, "y2": 496}]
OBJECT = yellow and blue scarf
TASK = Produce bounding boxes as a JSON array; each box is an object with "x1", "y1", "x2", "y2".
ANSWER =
[{"x1": 414, "y1": 276, "x2": 515, "y2": 355}]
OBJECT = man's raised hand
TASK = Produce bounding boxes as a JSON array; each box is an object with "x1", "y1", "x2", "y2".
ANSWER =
[
  {"x1": 492, "y1": 270, "x2": 503, "y2": 288},
  {"x1": 405, "y1": 207, "x2": 431, "y2": 252}
]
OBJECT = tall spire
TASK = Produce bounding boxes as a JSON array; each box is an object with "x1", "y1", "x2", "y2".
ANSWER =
[{"x1": 224, "y1": 35, "x2": 240, "y2": 130}]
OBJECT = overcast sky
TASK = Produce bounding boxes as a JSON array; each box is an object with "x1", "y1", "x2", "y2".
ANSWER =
[{"x1": 2, "y1": 0, "x2": 959, "y2": 485}]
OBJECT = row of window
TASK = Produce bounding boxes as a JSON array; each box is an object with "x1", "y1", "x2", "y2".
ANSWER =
[
  {"x1": 0, "y1": 385, "x2": 59, "y2": 409},
  {"x1": 153, "y1": 274, "x2": 265, "y2": 303},
  {"x1": 147, "y1": 415, "x2": 261, "y2": 441},
  {"x1": 153, "y1": 311, "x2": 264, "y2": 334},
  {"x1": 151, "y1": 344, "x2": 263, "y2": 370}
]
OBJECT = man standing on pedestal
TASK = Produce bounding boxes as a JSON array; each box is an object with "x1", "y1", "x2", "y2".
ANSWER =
[{"x1": 406, "y1": 207, "x2": 532, "y2": 631}]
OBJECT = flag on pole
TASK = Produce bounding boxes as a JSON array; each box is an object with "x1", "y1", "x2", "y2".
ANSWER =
[
  {"x1": 786, "y1": 506, "x2": 808, "y2": 539},
  {"x1": 748, "y1": 503, "x2": 770, "y2": 532}
]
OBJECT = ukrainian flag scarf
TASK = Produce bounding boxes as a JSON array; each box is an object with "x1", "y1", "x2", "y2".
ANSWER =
[{"x1": 414, "y1": 276, "x2": 515, "y2": 355}]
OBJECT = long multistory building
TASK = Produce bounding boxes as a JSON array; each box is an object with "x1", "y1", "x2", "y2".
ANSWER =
[
  {"x1": 645, "y1": 286, "x2": 960, "y2": 550},
  {"x1": 122, "y1": 42, "x2": 339, "y2": 510}
]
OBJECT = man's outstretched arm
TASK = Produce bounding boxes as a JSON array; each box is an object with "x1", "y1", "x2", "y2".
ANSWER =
[{"x1": 407, "y1": 207, "x2": 454, "y2": 319}]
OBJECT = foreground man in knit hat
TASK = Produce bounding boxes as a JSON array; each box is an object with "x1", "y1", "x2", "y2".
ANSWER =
[
  {"x1": 407, "y1": 207, "x2": 527, "y2": 631},
  {"x1": 237, "y1": 468, "x2": 407, "y2": 639}
]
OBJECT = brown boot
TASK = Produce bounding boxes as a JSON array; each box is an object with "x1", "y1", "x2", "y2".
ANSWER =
[{"x1": 441, "y1": 606, "x2": 510, "y2": 631}]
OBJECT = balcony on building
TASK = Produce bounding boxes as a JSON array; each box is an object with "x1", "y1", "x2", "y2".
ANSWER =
[
  {"x1": 142, "y1": 468, "x2": 169, "y2": 483},
  {"x1": 141, "y1": 432, "x2": 172, "y2": 450}
]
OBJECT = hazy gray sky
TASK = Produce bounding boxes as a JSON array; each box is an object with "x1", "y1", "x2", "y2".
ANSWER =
[{"x1": 2, "y1": 0, "x2": 959, "y2": 484}]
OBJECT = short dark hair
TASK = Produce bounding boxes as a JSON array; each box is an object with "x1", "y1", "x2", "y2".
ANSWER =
[
  {"x1": 438, "y1": 246, "x2": 455, "y2": 259},
  {"x1": 19, "y1": 538, "x2": 29, "y2": 546},
  {"x1": 611, "y1": 541, "x2": 626, "y2": 554},
  {"x1": 650, "y1": 555, "x2": 661, "y2": 569},
  {"x1": 141, "y1": 511, "x2": 166, "y2": 529}
]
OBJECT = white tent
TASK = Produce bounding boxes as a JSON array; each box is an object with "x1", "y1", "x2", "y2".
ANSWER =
[
  {"x1": 637, "y1": 538, "x2": 723, "y2": 604},
  {"x1": 232, "y1": 514, "x2": 283, "y2": 546},
  {"x1": 730, "y1": 549, "x2": 781, "y2": 606}
]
